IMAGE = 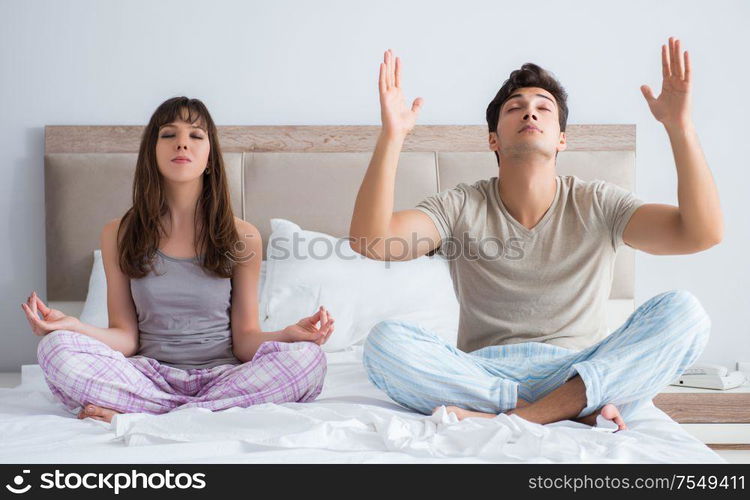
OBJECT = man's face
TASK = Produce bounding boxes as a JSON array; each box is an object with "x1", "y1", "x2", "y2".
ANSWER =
[{"x1": 489, "y1": 86, "x2": 566, "y2": 160}]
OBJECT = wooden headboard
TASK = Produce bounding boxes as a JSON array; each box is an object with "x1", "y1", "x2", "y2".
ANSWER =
[{"x1": 44, "y1": 124, "x2": 636, "y2": 302}]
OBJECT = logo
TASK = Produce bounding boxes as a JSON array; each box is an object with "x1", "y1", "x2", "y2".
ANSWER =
[{"x1": 5, "y1": 470, "x2": 31, "y2": 494}]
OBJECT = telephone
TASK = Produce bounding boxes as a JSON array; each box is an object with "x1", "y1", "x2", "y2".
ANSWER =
[{"x1": 671, "y1": 363, "x2": 747, "y2": 390}]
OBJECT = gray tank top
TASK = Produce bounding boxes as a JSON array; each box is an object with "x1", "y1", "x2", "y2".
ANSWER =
[{"x1": 130, "y1": 250, "x2": 239, "y2": 370}]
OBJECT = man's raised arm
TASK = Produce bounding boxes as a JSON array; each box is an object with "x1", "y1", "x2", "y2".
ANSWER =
[
  {"x1": 349, "y1": 49, "x2": 441, "y2": 261},
  {"x1": 623, "y1": 37, "x2": 723, "y2": 254}
]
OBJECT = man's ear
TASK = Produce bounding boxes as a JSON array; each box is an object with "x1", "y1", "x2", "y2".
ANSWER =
[
  {"x1": 556, "y1": 131, "x2": 567, "y2": 153},
  {"x1": 489, "y1": 131, "x2": 499, "y2": 152}
]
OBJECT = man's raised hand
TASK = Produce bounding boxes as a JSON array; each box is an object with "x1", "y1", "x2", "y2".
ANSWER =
[
  {"x1": 641, "y1": 36, "x2": 693, "y2": 129},
  {"x1": 379, "y1": 49, "x2": 424, "y2": 139}
]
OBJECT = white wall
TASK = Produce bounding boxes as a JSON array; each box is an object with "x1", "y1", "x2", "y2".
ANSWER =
[{"x1": 1, "y1": 0, "x2": 747, "y2": 371}]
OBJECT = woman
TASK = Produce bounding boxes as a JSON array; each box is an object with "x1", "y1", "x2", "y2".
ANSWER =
[{"x1": 22, "y1": 97, "x2": 333, "y2": 423}]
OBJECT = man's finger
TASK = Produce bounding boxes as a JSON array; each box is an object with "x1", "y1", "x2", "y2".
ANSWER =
[
  {"x1": 384, "y1": 50, "x2": 391, "y2": 90},
  {"x1": 673, "y1": 38, "x2": 684, "y2": 80},
  {"x1": 640, "y1": 85, "x2": 655, "y2": 103},
  {"x1": 387, "y1": 49, "x2": 395, "y2": 88},
  {"x1": 379, "y1": 62, "x2": 386, "y2": 94},
  {"x1": 383, "y1": 50, "x2": 388, "y2": 90},
  {"x1": 684, "y1": 50, "x2": 691, "y2": 83},
  {"x1": 661, "y1": 44, "x2": 671, "y2": 79},
  {"x1": 395, "y1": 56, "x2": 402, "y2": 88},
  {"x1": 412, "y1": 97, "x2": 424, "y2": 114}
]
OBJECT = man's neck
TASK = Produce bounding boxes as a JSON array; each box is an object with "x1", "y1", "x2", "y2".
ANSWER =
[{"x1": 497, "y1": 155, "x2": 558, "y2": 230}]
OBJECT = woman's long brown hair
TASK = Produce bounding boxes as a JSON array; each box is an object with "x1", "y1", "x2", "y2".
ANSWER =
[{"x1": 117, "y1": 97, "x2": 240, "y2": 279}]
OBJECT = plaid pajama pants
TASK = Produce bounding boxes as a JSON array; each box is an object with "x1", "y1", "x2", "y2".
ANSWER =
[
  {"x1": 363, "y1": 290, "x2": 711, "y2": 419},
  {"x1": 37, "y1": 331, "x2": 327, "y2": 415}
]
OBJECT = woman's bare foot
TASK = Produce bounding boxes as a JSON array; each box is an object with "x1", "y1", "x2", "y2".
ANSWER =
[
  {"x1": 435, "y1": 398, "x2": 531, "y2": 421},
  {"x1": 574, "y1": 403, "x2": 628, "y2": 431},
  {"x1": 77, "y1": 404, "x2": 121, "y2": 423}
]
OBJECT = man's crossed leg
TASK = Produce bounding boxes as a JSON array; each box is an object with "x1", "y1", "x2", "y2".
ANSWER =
[{"x1": 363, "y1": 290, "x2": 710, "y2": 430}]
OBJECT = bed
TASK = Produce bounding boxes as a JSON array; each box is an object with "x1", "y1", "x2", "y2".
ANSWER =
[{"x1": 0, "y1": 124, "x2": 723, "y2": 463}]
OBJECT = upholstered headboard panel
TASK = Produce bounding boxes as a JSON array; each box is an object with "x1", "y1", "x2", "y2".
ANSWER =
[{"x1": 44, "y1": 125, "x2": 636, "y2": 302}]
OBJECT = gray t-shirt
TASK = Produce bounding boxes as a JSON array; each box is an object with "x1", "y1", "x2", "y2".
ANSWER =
[
  {"x1": 415, "y1": 175, "x2": 644, "y2": 352},
  {"x1": 130, "y1": 250, "x2": 239, "y2": 370}
]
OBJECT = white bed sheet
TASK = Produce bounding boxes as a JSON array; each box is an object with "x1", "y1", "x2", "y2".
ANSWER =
[{"x1": 0, "y1": 347, "x2": 724, "y2": 464}]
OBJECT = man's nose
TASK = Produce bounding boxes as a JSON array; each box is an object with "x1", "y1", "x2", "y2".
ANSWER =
[{"x1": 523, "y1": 112, "x2": 538, "y2": 121}]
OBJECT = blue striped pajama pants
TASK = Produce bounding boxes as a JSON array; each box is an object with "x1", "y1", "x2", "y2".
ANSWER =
[{"x1": 362, "y1": 290, "x2": 711, "y2": 419}]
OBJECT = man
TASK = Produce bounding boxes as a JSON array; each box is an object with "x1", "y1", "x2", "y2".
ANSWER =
[{"x1": 349, "y1": 38, "x2": 722, "y2": 430}]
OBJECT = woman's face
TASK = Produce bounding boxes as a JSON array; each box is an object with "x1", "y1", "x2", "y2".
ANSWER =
[{"x1": 155, "y1": 115, "x2": 211, "y2": 183}]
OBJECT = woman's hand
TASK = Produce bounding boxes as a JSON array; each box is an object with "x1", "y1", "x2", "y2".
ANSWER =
[
  {"x1": 283, "y1": 306, "x2": 335, "y2": 345},
  {"x1": 21, "y1": 291, "x2": 81, "y2": 336}
]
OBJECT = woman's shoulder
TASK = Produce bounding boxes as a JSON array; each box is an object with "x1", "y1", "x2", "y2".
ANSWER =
[
  {"x1": 232, "y1": 217, "x2": 262, "y2": 262},
  {"x1": 233, "y1": 217, "x2": 260, "y2": 237},
  {"x1": 101, "y1": 217, "x2": 123, "y2": 241}
]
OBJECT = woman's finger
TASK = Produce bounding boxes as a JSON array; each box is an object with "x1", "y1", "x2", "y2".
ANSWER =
[
  {"x1": 34, "y1": 293, "x2": 51, "y2": 318},
  {"x1": 325, "y1": 320, "x2": 335, "y2": 340},
  {"x1": 34, "y1": 292, "x2": 51, "y2": 317},
  {"x1": 306, "y1": 309, "x2": 321, "y2": 325},
  {"x1": 29, "y1": 293, "x2": 39, "y2": 318},
  {"x1": 325, "y1": 315, "x2": 335, "y2": 335},
  {"x1": 320, "y1": 307, "x2": 328, "y2": 329},
  {"x1": 21, "y1": 303, "x2": 35, "y2": 324},
  {"x1": 321, "y1": 324, "x2": 334, "y2": 344},
  {"x1": 27, "y1": 296, "x2": 40, "y2": 323},
  {"x1": 21, "y1": 303, "x2": 42, "y2": 335},
  {"x1": 661, "y1": 44, "x2": 670, "y2": 79}
]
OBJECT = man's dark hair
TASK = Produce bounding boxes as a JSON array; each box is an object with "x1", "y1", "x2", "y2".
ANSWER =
[{"x1": 485, "y1": 63, "x2": 569, "y2": 164}]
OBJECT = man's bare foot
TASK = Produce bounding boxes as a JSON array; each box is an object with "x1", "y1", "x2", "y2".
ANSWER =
[
  {"x1": 77, "y1": 404, "x2": 121, "y2": 423},
  {"x1": 435, "y1": 398, "x2": 531, "y2": 421},
  {"x1": 574, "y1": 403, "x2": 628, "y2": 431}
]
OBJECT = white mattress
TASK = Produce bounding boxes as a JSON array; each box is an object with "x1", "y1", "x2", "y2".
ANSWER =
[{"x1": 0, "y1": 346, "x2": 724, "y2": 463}]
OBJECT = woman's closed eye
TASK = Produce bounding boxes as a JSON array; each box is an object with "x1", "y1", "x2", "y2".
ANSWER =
[{"x1": 160, "y1": 134, "x2": 204, "y2": 139}]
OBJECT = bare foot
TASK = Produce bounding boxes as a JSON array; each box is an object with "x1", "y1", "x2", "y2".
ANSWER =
[
  {"x1": 435, "y1": 398, "x2": 531, "y2": 421},
  {"x1": 574, "y1": 403, "x2": 628, "y2": 432},
  {"x1": 77, "y1": 404, "x2": 121, "y2": 423}
]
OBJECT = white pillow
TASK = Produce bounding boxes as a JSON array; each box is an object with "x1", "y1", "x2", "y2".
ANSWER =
[
  {"x1": 79, "y1": 249, "x2": 267, "y2": 329},
  {"x1": 260, "y1": 219, "x2": 459, "y2": 352},
  {"x1": 79, "y1": 249, "x2": 108, "y2": 327}
]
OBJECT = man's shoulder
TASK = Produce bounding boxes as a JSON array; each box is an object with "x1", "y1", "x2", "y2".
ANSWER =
[
  {"x1": 451, "y1": 177, "x2": 496, "y2": 200},
  {"x1": 560, "y1": 175, "x2": 612, "y2": 201}
]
